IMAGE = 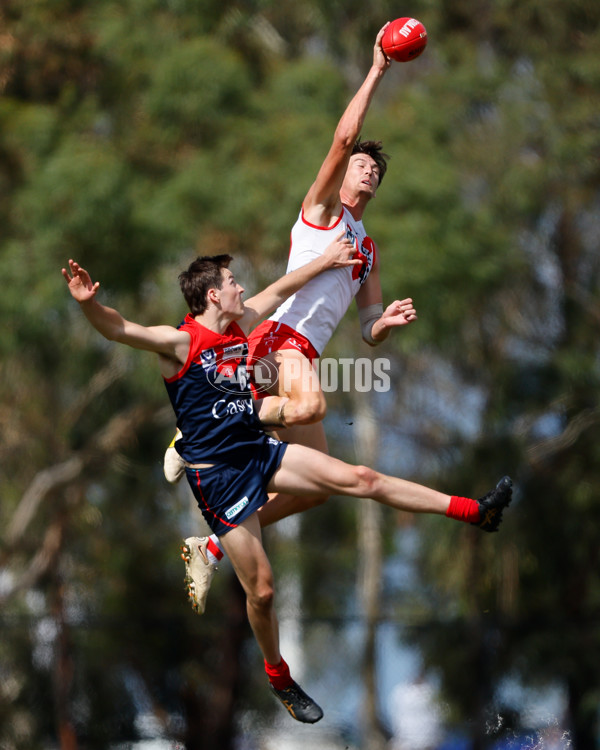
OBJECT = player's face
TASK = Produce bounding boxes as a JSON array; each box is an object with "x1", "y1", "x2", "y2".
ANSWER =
[
  {"x1": 343, "y1": 154, "x2": 381, "y2": 197},
  {"x1": 217, "y1": 269, "x2": 245, "y2": 317}
]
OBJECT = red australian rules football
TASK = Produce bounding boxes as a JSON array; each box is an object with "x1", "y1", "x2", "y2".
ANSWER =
[{"x1": 381, "y1": 17, "x2": 428, "y2": 62}]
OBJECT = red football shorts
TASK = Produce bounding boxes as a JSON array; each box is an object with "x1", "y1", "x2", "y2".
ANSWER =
[{"x1": 247, "y1": 320, "x2": 320, "y2": 400}]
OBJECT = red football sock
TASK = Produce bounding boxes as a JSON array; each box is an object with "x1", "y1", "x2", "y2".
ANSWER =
[
  {"x1": 446, "y1": 495, "x2": 481, "y2": 523},
  {"x1": 264, "y1": 657, "x2": 293, "y2": 690}
]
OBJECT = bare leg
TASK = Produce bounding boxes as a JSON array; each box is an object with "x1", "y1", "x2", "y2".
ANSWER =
[
  {"x1": 257, "y1": 421, "x2": 330, "y2": 527},
  {"x1": 254, "y1": 350, "x2": 332, "y2": 527},
  {"x1": 218, "y1": 514, "x2": 281, "y2": 664},
  {"x1": 256, "y1": 350, "x2": 327, "y2": 426},
  {"x1": 219, "y1": 515, "x2": 325, "y2": 724},
  {"x1": 268, "y1": 443, "x2": 451, "y2": 515}
]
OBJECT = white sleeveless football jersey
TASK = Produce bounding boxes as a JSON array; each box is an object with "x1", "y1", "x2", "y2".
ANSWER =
[{"x1": 269, "y1": 206, "x2": 376, "y2": 355}]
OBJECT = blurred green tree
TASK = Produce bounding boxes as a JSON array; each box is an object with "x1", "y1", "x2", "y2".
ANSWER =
[{"x1": 1, "y1": 0, "x2": 599, "y2": 748}]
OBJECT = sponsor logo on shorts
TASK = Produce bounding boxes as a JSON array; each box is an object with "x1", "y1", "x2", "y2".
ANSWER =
[{"x1": 225, "y1": 496, "x2": 250, "y2": 520}]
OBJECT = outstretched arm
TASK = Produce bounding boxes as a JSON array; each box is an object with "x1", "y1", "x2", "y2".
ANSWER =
[
  {"x1": 355, "y1": 257, "x2": 417, "y2": 345},
  {"x1": 62, "y1": 260, "x2": 190, "y2": 366},
  {"x1": 238, "y1": 232, "x2": 360, "y2": 334},
  {"x1": 303, "y1": 24, "x2": 391, "y2": 224}
]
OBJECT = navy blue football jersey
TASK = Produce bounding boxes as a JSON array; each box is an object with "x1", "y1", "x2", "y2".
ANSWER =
[{"x1": 164, "y1": 315, "x2": 265, "y2": 464}]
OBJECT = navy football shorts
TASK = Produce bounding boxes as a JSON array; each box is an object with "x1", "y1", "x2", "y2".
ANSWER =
[{"x1": 185, "y1": 435, "x2": 288, "y2": 536}]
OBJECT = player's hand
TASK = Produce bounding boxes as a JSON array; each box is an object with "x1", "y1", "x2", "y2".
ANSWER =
[
  {"x1": 322, "y1": 231, "x2": 363, "y2": 269},
  {"x1": 374, "y1": 23, "x2": 392, "y2": 70},
  {"x1": 380, "y1": 298, "x2": 417, "y2": 328},
  {"x1": 61, "y1": 259, "x2": 100, "y2": 303}
]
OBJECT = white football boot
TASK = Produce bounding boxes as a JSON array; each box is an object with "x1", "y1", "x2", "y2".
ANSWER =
[
  {"x1": 180, "y1": 536, "x2": 217, "y2": 615},
  {"x1": 164, "y1": 429, "x2": 185, "y2": 484}
]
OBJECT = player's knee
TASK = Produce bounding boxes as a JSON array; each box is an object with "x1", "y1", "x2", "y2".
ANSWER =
[
  {"x1": 286, "y1": 393, "x2": 327, "y2": 425},
  {"x1": 248, "y1": 584, "x2": 275, "y2": 613}
]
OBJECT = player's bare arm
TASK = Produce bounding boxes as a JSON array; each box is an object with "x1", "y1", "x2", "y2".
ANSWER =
[
  {"x1": 303, "y1": 24, "x2": 390, "y2": 225},
  {"x1": 62, "y1": 259, "x2": 191, "y2": 375},
  {"x1": 371, "y1": 299, "x2": 418, "y2": 340},
  {"x1": 355, "y1": 254, "x2": 417, "y2": 345},
  {"x1": 238, "y1": 233, "x2": 360, "y2": 335}
]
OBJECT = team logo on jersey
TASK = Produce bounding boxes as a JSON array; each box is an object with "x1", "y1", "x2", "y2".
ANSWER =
[
  {"x1": 353, "y1": 236, "x2": 375, "y2": 284},
  {"x1": 343, "y1": 226, "x2": 374, "y2": 285},
  {"x1": 198, "y1": 343, "x2": 249, "y2": 383},
  {"x1": 219, "y1": 363, "x2": 235, "y2": 379},
  {"x1": 200, "y1": 348, "x2": 217, "y2": 371},
  {"x1": 195, "y1": 342, "x2": 279, "y2": 396},
  {"x1": 209, "y1": 356, "x2": 280, "y2": 396},
  {"x1": 211, "y1": 361, "x2": 250, "y2": 391}
]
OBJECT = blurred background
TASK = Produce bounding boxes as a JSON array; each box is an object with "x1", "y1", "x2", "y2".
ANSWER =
[{"x1": 1, "y1": 0, "x2": 599, "y2": 748}]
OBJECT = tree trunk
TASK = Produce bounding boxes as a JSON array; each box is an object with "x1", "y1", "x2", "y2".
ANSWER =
[
  {"x1": 50, "y1": 512, "x2": 79, "y2": 750},
  {"x1": 567, "y1": 646, "x2": 599, "y2": 749},
  {"x1": 354, "y1": 393, "x2": 388, "y2": 750},
  {"x1": 181, "y1": 573, "x2": 249, "y2": 750}
]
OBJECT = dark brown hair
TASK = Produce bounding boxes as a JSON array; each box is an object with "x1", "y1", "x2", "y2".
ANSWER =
[
  {"x1": 352, "y1": 139, "x2": 389, "y2": 185},
  {"x1": 179, "y1": 254, "x2": 233, "y2": 316}
]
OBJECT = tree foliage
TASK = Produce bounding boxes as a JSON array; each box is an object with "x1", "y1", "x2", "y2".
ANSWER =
[{"x1": 1, "y1": 0, "x2": 599, "y2": 747}]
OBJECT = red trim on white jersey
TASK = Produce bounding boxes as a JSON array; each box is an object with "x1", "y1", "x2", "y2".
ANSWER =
[
  {"x1": 300, "y1": 205, "x2": 345, "y2": 231},
  {"x1": 269, "y1": 206, "x2": 376, "y2": 355}
]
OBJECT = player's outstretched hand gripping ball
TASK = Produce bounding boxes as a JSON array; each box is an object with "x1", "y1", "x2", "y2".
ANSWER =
[{"x1": 381, "y1": 17, "x2": 428, "y2": 62}]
